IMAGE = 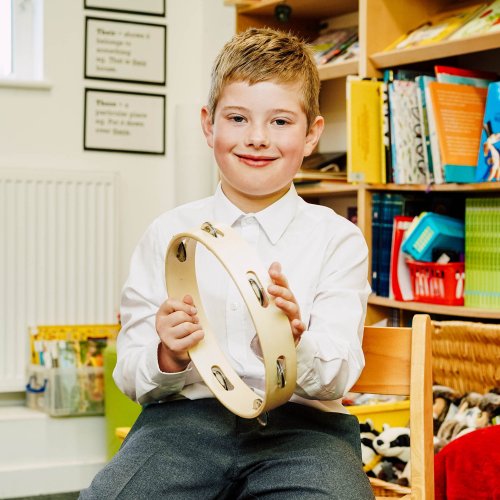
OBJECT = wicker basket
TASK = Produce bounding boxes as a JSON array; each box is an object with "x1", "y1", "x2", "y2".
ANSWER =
[
  {"x1": 432, "y1": 320, "x2": 500, "y2": 394},
  {"x1": 366, "y1": 320, "x2": 500, "y2": 497},
  {"x1": 369, "y1": 477, "x2": 411, "y2": 497}
]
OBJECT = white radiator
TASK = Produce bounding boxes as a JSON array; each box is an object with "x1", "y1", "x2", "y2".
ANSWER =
[{"x1": 0, "y1": 169, "x2": 119, "y2": 392}]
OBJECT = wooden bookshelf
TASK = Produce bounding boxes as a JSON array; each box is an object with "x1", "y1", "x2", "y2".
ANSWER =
[
  {"x1": 369, "y1": 295, "x2": 500, "y2": 320},
  {"x1": 227, "y1": 0, "x2": 500, "y2": 324},
  {"x1": 370, "y1": 31, "x2": 500, "y2": 69}
]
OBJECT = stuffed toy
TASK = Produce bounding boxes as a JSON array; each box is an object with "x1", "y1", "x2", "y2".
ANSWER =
[
  {"x1": 359, "y1": 419, "x2": 382, "y2": 478},
  {"x1": 372, "y1": 424, "x2": 411, "y2": 486},
  {"x1": 435, "y1": 391, "x2": 483, "y2": 452},
  {"x1": 453, "y1": 392, "x2": 500, "y2": 441},
  {"x1": 432, "y1": 385, "x2": 461, "y2": 436}
]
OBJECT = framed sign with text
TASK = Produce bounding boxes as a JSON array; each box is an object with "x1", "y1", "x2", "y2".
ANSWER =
[
  {"x1": 84, "y1": 88, "x2": 165, "y2": 155},
  {"x1": 85, "y1": 17, "x2": 166, "y2": 85},
  {"x1": 84, "y1": 0, "x2": 165, "y2": 16}
]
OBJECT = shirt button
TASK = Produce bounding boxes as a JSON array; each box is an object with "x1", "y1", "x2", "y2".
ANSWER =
[{"x1": 230, "y1": 302, "x2": 239, "y2": 311}]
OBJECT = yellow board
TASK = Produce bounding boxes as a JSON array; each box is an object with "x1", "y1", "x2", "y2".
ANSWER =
[{"x1": 347, "y1": 400, "x2": 410, "y2": 431}]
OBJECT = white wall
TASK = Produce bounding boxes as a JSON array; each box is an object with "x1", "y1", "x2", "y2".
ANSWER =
[{"x1": 0, "y1": 0, "x2": 234, "y2": 496}]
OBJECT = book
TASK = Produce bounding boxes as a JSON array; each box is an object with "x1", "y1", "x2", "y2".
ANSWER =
[
  {"x1": 449, "y1": 0, "x2": 500, "y2": 39},
  {"x1": 436, "y1": 73, "x2": 494, "y2": 88},
  {"x1": 378, "y1": 193, "x2": 405, "y2": 297},
  {"x1": 416, "y1": 75, "x2": 435, "y2": 183},
  {"x1": 310, "y1": 27, "x2": 358, "y2": 65},
  {"x1": 330, "y1": 40, "x2": 359, "y2": 64},
  {"x1": 346, "y1": 77, "x2": 385, "y2": 184},
  {"x1": 383, "y1": 3, "x2": 486, "y2": 51},
  {"x1": 427, "y1": 81, "x2": 488, "y2": 182},
  {"x1": 390, "y1": 216, "x2": 415, "y2": 301},
  {"x1": 465, "y1": 197, "x2": 500, "y2": 309},
  {"x1": 295, "y1": 151, "x2": 347, "y2": 182},
  {"x1": 423, "y1": 76, "x2": 444, "y2": 183},
  {"x1": 434, "y1": 65, "x2": 499, "y2": 81},
  {"x1": 371, "y1": 193, "x2": 382, "y2": 295},
  {"x1": 389, "y1": 80, "x2": 426, "y2": 184},
  {"x1": 380, "y1": 81, "x2": 393, "y2": 183},
  {"x1": 475, "y1": 82, "x2": 500, "y2": 182},
  {"x1": 318, "y1": 33, "x2": 358, "y2": 65}
]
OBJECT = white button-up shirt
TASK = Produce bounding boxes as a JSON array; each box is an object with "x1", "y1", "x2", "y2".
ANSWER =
[{"x1": 114, "y1": 183, "x2": 370, "y2": 413}]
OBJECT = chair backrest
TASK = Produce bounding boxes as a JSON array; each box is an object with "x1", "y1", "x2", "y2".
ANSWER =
[{"x1": 352, "y1": 314, "x2": 434, "y2": 500}]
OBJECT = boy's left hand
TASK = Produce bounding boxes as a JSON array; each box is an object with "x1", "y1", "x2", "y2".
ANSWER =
[{"x1": 268, "y1": 261, "x2": 306, "y2": 345}]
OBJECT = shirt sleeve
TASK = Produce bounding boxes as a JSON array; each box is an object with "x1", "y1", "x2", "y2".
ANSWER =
[
  {"x1": 113, "y1": 219, "x2": 192, "y2": 405},
  {"x1": 293, "y1": 224, "x2": 371, "y2": 401}
]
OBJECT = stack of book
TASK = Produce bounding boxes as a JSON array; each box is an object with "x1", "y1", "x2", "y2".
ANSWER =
[
  {"x1": 310, "y1": 26, "x2": 358, "y2": 66},
  {"x1": 383, "y1": 0, "x2": 500, "y2": 51},
  {"x1": 371, "y1": 194, "x2": 429, "y2": 297},
  {"x1": 465, "y1": 197, "x2": 500, "y2": 309},
  {"x1": 347, "y1": 65, "x2": 499, "y2": 185},
  {"x1": 294, "y1": 151, "x2": 347, "y2": 184}
]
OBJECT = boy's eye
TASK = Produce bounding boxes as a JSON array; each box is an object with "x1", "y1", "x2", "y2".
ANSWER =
[
  {"x1": 229, "y1": 115, "x2": 245, "y2": 123},
  {"x1": 274, "y1": 118, "x2": 288, "y2": 126}
]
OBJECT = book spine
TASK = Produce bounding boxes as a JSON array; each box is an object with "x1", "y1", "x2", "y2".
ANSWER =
[
  {"x1": 378, "y1": 193, "x2": 404, "y2": 297},
  {"x1": 381, "y1": 81, "x2": 393, "y2": 183},
  {"x1": 416, "y1": 76, "x2": 434, "y2": 184},
  {"x1": 371, "y1": 193, "x2": 382, "y2": 295},
  {"x1": 424, "y1": 79, "x2": 444, "y2": 183}
]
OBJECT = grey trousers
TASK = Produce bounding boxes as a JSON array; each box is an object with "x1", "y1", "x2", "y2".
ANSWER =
[{"x1": 80, "y1": 399, "x2": 374, "y2": 500}]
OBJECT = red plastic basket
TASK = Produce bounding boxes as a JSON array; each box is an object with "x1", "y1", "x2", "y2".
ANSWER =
[{"x1": 407, "y1": 261, "x2": 465, "y2": 306}]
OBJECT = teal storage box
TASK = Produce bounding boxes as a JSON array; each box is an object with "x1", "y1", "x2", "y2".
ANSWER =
[{"x1": 402, "y1": 212, "x2": 464, "y2": 262}]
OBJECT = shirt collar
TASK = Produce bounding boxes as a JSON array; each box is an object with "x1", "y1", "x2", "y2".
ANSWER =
[{"x1": 213, "y1": 183, "x2": 300, "y2": 244}]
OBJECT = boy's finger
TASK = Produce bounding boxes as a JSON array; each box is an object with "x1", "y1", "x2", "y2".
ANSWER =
[
  {"x1": 170, "y1": 321, "x2": 203, "y2": 340},
  {"x1": 268, "y1": 284, "x2": 294, "y2": 301},
  {"x1": 275, "y1": 297, "x2": 300, "y2": 319},
  {"x1": 169, "y1": 329, "x2": 204, "y2": 352},
  {"x1": 161, "y1": 310, "x2": 199, "y2": 328},
  {"x1": 160, "y1": 298, "x2": 197, "y2": 316}
]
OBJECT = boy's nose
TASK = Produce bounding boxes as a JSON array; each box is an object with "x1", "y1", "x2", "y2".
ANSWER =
[{"x1": 245, "y1": 126, "x2": 270, "y2": 149}]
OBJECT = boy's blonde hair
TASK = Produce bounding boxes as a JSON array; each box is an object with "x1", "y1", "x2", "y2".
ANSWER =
[{"x1": 207, "y1": 27, "x2": 320, "y2": 130}]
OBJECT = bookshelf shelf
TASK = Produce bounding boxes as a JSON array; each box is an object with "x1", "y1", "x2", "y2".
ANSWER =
[
  {"x1": 370, "y1": 31, "x2": 500, "y2": 70},
  {"x1": 366, "y1": 183, "x2": 500, "y2": 193},
  {"x1": 368, "y1": 295, "x2": 500, "y2": 320},
  {"x1": 235, "y1": 0, "x2": 357, "y2": 19},
  {"x1": 299, "y1": 182, "x2": 500, "y2": 198},
  {"x1": 318, "y1": 59, "x2": 358, "y2": 81},
  {"x1": 296, "y1": 181, "x2": 358, "y2": 198}
]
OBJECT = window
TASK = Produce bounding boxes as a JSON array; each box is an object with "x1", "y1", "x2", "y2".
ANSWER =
[
  {"x1": 0, "y1": 0, "x2": 12, "y2": 77},
  {"x1": 0, "y1": 0, "x2": 44, "y2": 81}
]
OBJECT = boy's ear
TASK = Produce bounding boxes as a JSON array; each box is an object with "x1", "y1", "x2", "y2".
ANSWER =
[
  {"x1": 304, "y1": 115, "x2": 325, "y2": 157},
  {"x1": 201, "y1": 106, "x2": 214, "y2": 148}
]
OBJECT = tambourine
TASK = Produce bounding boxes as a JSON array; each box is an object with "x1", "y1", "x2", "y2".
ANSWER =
[{"x1": 165, "y1": 222, "x2": 297, "y2": 418}]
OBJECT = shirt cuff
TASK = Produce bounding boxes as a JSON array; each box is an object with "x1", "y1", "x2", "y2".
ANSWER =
[
  {"x1": 294, "y1": 332, "x2": 348, "y2": 400},
  {"x1": 138, "y1": 341, "x2": 192, "y2": 403}
]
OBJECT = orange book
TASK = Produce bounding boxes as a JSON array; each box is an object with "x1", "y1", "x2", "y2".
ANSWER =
[{"x1": 427, "y1": 82, "x2": 487, "y2": 182}]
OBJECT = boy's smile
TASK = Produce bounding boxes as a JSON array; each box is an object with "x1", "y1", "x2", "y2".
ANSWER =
[{"x1": 201, "y1": 80, "x2": 323, "y2": 213}]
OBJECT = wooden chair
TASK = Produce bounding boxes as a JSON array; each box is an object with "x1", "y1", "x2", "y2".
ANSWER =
[{"x1": 352, "y1": 314, "x2": 434, "y2": 500}]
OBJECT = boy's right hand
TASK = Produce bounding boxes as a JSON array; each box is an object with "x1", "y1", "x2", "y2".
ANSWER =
[{"x1": 156, "y1": 294, "x2": 204, "y2": 373}]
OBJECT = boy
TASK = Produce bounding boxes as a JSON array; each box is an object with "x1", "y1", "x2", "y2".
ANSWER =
[{"x1": 80, "y1": 28, "x2": 373, "y2": 499}]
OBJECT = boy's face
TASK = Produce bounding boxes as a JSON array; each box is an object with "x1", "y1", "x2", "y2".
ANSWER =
[{"x1": 201, "y1": 80, "x2": 323, "y2": 212}]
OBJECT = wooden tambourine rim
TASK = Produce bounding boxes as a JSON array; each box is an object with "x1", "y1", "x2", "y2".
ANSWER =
[{"x1": 165, "y1": 222, "x2": 296, "y2": 418}]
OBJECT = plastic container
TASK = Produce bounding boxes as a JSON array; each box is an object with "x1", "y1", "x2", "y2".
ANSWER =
[
  {"x1": 348, "y1": 400, "x2": 410, "y2": 431},
  {"x1": 407, "y1": 260, "x2": 465, "y2": 306},
  {"x1": 28, "y1": 365, "x2": 105, "y2": 417},
  {"x1": 401, "y1": 212, "x2": 464, "y2": 262}
]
